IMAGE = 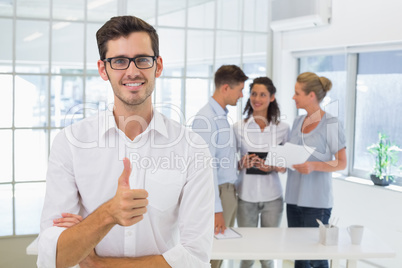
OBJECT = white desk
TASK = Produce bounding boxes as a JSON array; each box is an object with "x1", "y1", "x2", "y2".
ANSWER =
[
  {"x1": 212, "y1": 227, "x2": 395, "y2": 268},
  {"x1": 27, "y1": 227, "x2": 395, "y2": 268}
]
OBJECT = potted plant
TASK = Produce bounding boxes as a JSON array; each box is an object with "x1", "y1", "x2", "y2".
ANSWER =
[{"x1": 367, "y1": 132, "x2": 401, "y2": 186}]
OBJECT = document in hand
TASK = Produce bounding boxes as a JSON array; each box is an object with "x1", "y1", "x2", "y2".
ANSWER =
[
  {"x1": 264, "y1": 143, "x2": 315, "y2": 170},
  {"x1": 214, "y1": 228, "x2": 242, "y2": 240}
]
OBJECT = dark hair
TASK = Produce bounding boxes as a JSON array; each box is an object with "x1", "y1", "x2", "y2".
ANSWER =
[
  {"x1": 243, "y1": 77, "x2": 281, "y2": 125},
  {"x1": 297, "y1": 72, "x2": 332, "y2": 103},
  {"x1": 214, "y1": 65, "x2": 248, "y2": 89},
  {"x1": 96, "y1": 16, "x2": 159, "y2": 60}
]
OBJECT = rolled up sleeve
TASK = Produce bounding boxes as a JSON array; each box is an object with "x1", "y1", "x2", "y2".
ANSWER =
[{"x1": 37, "y1": 227, "x2": 66, "y2": 268}]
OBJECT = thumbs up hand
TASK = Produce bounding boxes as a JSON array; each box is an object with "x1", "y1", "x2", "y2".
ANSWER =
[
  {"x1": 105, "y1": 157, "x2": 148, "y2": 226},
  {"x1": 118, "y1": 157, "x2": 132, "y2": 189}
]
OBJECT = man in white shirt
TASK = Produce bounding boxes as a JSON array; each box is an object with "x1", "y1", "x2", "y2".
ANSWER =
[{"x1": 37, "y1": 15, "x2": 214, "y2": 268}]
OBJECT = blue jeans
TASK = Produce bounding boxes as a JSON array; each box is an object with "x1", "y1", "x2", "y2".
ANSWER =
[{"x1": 286, "y1": 204, "x2": 332, "y2": 268}]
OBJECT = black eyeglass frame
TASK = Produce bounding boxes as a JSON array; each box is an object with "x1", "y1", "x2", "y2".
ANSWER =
[{"x1": 103, "y1": 55, "x2": 158, "y2": 70}]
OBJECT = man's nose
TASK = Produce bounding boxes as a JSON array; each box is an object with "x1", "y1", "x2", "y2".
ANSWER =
[{"x1": 126, "y1": 60, "x2": 141, "y2": 74}]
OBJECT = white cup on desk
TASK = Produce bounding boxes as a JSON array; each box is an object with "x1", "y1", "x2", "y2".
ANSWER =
[{"x1": 347, "y1": 225, "x2": 364, "y2": 245}]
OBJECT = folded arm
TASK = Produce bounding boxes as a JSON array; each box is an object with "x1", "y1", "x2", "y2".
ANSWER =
[
  {"x1": 55, "y1": 213, "x2": 170, "y2": 268},
  {"x1": 55, "y1": 158, "x2": 148, "y2": 268}
]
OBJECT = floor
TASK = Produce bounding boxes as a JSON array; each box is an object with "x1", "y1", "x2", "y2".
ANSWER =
[
  {"x1": 221, "y1": 259, "x2": 294, "y2": 268},
  {"x1": 221, "y1": 259, "x2": 379, "y2": 268}
]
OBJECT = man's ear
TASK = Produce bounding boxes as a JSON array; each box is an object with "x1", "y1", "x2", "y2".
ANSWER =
[
  {"x1": 98, "y1": 60, "x2": 109, "y2": 81},
  {"x1": 155, "y1": 56, "x2": 163, "y2": 78},
  {"x1": 221, "y1": 84, "x2": 231, "y2": 94}
]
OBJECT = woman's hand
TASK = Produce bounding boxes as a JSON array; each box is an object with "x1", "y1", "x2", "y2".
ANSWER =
[
  {"x1": 253, "y1": 156, "x2": 272, "y2": 172},
  {"x1": 254, "y1": 157, "x2": 286, "y2": 173},
  {"x1": 239, "y1": 154, "x2": 258, "y2": 169},
  {"x1": 292, "y1": 162, "x2": 316, "y2": 174}
]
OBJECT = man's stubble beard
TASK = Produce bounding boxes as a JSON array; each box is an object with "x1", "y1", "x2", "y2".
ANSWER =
[{"x1": 106, "y1": 69, "x2": 155, "y2": 108}]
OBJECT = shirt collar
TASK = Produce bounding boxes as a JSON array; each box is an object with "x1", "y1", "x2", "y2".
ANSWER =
[
  {"x1": 243, "y1": 115, "x2": 259, "y2": 127},
  {"x1": 99, "y1": 105, "x2": 169, "y2": 139},
  {"x1": 208, "y1": 97, "x2": 228, "y2": 116},
  {"x1": 149, "y1": 108, "x2": 169, "y2": 138},
  {"x1": 247, "y1": 115, "x2": 256, "y2": 124}
]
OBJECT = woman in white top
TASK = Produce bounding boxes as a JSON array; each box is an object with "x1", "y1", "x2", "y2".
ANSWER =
[{"x1": 234, "y1": 77, "x2": 289, "y2": 268}]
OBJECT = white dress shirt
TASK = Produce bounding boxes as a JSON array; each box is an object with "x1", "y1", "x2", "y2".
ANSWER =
[
  {"x1": 37, "y1": 108, "x2": 214, "y2": 268},
  {"x1": 234, "y1": 117, "x2": 290, "y2": 202}
]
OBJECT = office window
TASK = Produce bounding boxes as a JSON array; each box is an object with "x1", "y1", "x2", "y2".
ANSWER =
[
  {"x1": 53, "y1": 0, "x2": 85, "y2": 21},
  {"x1": 17, "y1": 0, "x2": 50, "y2": 19},
  {"x1": 185, "y1": 78, "x2": 211, "y2": 125},
  {"x1": 159, "y1": 28, "x2": 185, "y2": 77},
  {"x1": 0, "y1": 19, "x2": 12, "y2": 72},
  {"x1": 217, "y1": 0, "x2": 242, "y2": 30},
  {"x1": 243, "y1": 0, "x2": 269, "y2": 32},
  {"x1": 0, "y1": 184, "x2": 13, "y2": 236},
  {"x1": 0, "y1": 75, "x2": 12, "y2": 127},
  {"x1": 0, "y1": 0, "x2": 270, "y2": 237},
  {"x1": 15, "y1": 75, "x2": 48, "y2": 127},
  {"x1": 51, "y1": 76, "x2": 84, "y2": 127},
  {"x1": 155, "y1": 78, "x2": 183, "y2": 123},
  {"x1": 0, "y1": 130, "x2": 12, "y2": 183},
  {"x1": 187, "y1": 30, "x2": 214, "y2": 77},
  {"x1": 51, "y1": 22, "x2": 84, "y2": 74},
  {"x1": 354, "y1": 51, "x2": 402, "y2": 184},
  {"x1": 188, "y1": 1, "x2": 215, "y2": 29},
  {"x1": 242, "y1": 32, "x2": 269, "y2": 115},
  {"x1": 158, "y1": 0, "x2": 186, "y2": 27},
  {"x1": 16, "y1": 20, "x2": 49, "y2": 73}
]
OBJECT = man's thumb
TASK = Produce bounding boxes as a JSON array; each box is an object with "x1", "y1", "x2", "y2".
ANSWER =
[{"x1": 118, "y1": 158, "x2": 131, "y2": 189}]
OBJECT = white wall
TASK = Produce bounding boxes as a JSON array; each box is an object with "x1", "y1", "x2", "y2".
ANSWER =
[
  {"x1": 274, "y1": 0, "x2": 402, "y2": 267},
  {"x1": 332, "y1": 179, "x2": 402, "y2": 267}
]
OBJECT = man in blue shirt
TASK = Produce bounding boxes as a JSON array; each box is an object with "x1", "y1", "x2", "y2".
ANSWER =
[{"x1": 192, "y1": 65, "x2": 248, "y2": 268}]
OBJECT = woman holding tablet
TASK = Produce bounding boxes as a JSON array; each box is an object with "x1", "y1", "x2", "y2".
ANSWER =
[{"x1": 234, "y1": 77, "x2": 289, "y2": 268}]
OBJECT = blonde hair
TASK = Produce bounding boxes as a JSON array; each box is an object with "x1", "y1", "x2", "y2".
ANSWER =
[{"x1": 297, "y1": 72, "x2": 332, "y2": 102}]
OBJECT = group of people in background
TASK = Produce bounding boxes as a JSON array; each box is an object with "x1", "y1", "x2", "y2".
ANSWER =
[
  {"x1": 192, "y1": 65, "x2": 346, "y2": 268},
  {"x1": 37, "y1": 15, "x2": 346, "y2": 268}
]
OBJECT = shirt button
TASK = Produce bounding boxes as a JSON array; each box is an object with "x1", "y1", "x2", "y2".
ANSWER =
[{"x1": 126, "y1": 231, "x2": 132, "y2": 236}]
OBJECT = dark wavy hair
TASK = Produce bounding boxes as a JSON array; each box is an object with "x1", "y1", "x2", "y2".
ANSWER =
[
  {"x1": 96, "y1": 16, "x2": 159, "y2": 60},
  {"x1": 243, "y1": 77, "x2": 281, "y2": 125}
]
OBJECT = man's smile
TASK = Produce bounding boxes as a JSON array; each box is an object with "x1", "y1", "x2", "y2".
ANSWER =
[{"x1": 124, "y1": 82, "x2": 144, "y2": 87}]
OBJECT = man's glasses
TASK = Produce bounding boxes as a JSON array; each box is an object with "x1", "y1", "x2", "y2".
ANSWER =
[{"x1": 104, "y1": 56, "x2": 157, "y2": 70}]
